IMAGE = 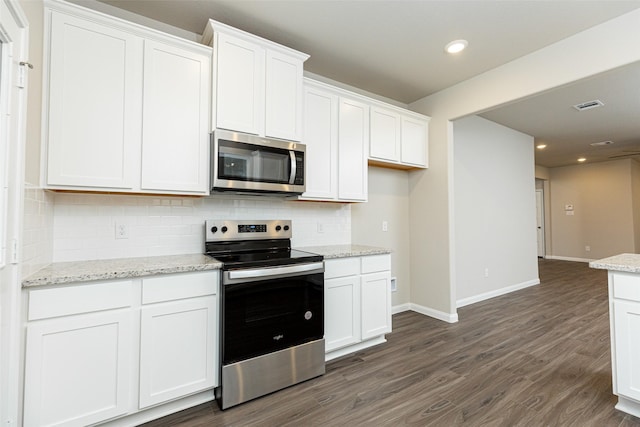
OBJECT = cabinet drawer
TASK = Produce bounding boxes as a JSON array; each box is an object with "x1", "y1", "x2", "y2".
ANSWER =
[
  {"x1": 324, "y1": 258, "x2": 360, "y2": 279},
  {"x1": 613, "y1": 272, "x2": 640, "y2": 302},
  {"x1": 142, "y1": 271, "x2": 219, "y2": 304},
  {"x1": 361, "y1": 254, "x2": 391, "y2": 274},
  {"x1": 28, "y1": 280, "x2": 132, "y2": 321}
]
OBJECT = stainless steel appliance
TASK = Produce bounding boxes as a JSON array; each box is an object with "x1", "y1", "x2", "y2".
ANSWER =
[
  {"x1": 205, "y1": 219, "x2": 324, "y2": 410},
  {"x1": 211, "y1": 130, "x2": 306, "y2": 195}
]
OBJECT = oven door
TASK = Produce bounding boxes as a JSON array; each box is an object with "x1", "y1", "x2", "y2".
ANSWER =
[{"x1": 221, "y1": 262, "x2": 324, "y2": 365}]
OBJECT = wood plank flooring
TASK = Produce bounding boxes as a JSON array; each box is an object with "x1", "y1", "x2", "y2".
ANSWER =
[{"x1": 141, "y1": 259, "x2": 640, "y2": 426}]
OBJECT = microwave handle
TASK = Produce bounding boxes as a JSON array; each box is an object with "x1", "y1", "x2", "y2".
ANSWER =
[{"x1": 289, "y1": 151, "x2": 296, "y2": 184}]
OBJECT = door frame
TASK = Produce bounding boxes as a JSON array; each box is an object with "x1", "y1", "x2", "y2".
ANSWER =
[
  {"x1": 0, "y1": 0, "x2": 29, "y2": 424},
  {"x1": 535, "y1": 188, "x2": 546, "y2": 258}
]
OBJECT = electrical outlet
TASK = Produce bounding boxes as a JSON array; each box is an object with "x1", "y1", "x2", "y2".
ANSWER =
[
  {"x1": 484, "y1": 268, "x2": 489, "y2": 278},
  {"x1": 317, "y1": 222, "x2": 324, "y2": 233},
  {"x1": 585, "y1": 245, "x2": 591, "y2": 252},
  {"x1": 390, "y1": 277, "x2": 397, "y2": 292},
  {"x1": 382, "y1": 221, "x2": 388, "y2": 232},
  {"x1": 115, "y1": 222, "x2": 129, "y2": 239}
]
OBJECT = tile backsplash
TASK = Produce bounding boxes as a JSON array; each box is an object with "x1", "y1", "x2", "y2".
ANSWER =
[
  {"x1": 22, "y1": 186, "x2": 54, "y2": 278},
  {"x1": 52, "y1": 192, "x2": 351, "y2": 262}
]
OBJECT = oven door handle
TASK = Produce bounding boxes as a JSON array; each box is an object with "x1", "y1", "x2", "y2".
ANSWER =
[{"x1": 227, "y1": 262, "x2": 324, "y2": 281}]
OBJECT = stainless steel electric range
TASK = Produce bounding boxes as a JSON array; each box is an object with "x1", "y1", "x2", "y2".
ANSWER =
[{"x1": 204, "y1": 219, "x2": 325, "y2": 410}]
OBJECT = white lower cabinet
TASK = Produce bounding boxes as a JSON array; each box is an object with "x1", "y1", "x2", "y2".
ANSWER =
[
  {"x1": 23, "y1": 271, "x2": 219, "y2": 426},
  {"x1": 609, "y1": 272, "x2": 640, "y2": 416},
  {"x1": 324, "y1": 254, "x2": 391, "y2": 360},
  {"x1": 139, "y1": 273, "x2": 218, "y2": 409},
  {"x1": 24, "y1": 281, "x2": 134, "y2": 427},
  {"x1": 607, "y1": 271, "x2": 640, "y2": 418}
]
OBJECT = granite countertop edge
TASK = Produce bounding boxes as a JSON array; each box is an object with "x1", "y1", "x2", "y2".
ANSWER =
[
  {"x1": 297, "y1": 244, "x2": 392, "y2": 259},
  {"x1": 22, "y1": 244, "x2": 391, "y2": 288},
  {"x1": 589, "y1": 253, "x2": 640, "y2": 273}
]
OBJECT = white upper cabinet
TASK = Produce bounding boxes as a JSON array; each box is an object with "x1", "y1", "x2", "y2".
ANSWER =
[
  {"x1": 338, "y1": 97, "x2": 369, "y2": 202},
  {"x1": 370, "y1": 106, "x2": 401, "y2": 163},
  {"x1": 46, "y1": 11, "x2": 142, "y2": 190},
  {"x1": 43, "y1": 2, "x2": 212, "y2": 195},
  {"x1": 214, "y1": 32, "x2": 264, "y2": 135},
  {"x1": 299, "y1": 79, "x2": 367, "y2": 202},
  {"x1": 400, "y1": 115, "x2": 429, "y2": 167},
  {"x1": 369, "y1": 104, "x2": 430, "y2": 169},
  {"x1": 203, "y1": 19, "x2": 309, "y2": 141},
  {"x1": 140, "y1": 40, "x2": 211, "y2": 193}
]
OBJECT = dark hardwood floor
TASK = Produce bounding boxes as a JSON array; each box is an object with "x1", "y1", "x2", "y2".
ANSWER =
[{"x1": 141, "y1": 259, "x2": 640, "y2": 426}]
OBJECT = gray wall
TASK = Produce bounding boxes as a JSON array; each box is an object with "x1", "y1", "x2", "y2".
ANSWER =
[{"x1": 453, "y1": 116, "x2": 538, "y2": 305}]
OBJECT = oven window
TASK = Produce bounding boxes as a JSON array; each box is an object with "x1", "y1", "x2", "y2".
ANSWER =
[
  {"x1": 218, "y1": 140, "x2": 291, "y2": 184},
  {"x1": 222, "y1": 272, "x2": 324, "y2": 364}
]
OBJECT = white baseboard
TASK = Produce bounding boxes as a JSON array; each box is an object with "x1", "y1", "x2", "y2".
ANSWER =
[
  {"x1": 409, "y1": 303, "x2": 458, "y2": 323},
  {"x1": 545, "y1": 255, "x2": 594, "y2": 263},
  {"x1": 456, "y1": 278, "x2": 540, "y2": 308},
  {"x1": 392, "y1": 303, "x2": 411, "y2": 314}
]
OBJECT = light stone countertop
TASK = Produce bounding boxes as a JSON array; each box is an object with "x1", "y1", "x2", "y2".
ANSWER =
[
  {"x1": 297, "y1": 244, "x2": 391, "y2": 259},
  {"x1": 22, "y1": 254, "x2": 223, "y2": 288},
  {"x1": 22, "y1": 245, "x2": 391, "y2": 288},
  {"x1": 589, "y1": 253, "x2": 640, "y2": 273}
]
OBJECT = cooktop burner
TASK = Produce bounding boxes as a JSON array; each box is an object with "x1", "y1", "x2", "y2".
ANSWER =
[
  {"x1": 209, "y1": 249, "x2": 323, "y2": 269},
  {"x1": 204, "y1": 219, "x2": 322, "y2": 269}
]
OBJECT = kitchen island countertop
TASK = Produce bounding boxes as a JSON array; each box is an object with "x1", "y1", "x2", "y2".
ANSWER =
[{"x1": 589, "y1": 253, "x2": 640, "y2": 274}]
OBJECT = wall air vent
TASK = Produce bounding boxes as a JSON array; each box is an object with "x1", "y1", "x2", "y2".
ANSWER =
[
  {"x1": 590, "y1": 140, "x2": 614, "y2": 146},
  {"x1": 573, "y1": 100, "x2": 604, "y2": 111}
]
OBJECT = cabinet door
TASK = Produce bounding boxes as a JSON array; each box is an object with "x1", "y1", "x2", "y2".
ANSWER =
[
  {"x1": 139, "y1": 295, "x2": 217, "y2": 408},
  {"x1": 265, "y1": 50, "x2": 303, "y2": 141},
  {"x1": 370, "y1": 106, "x2": 401, "y2": 162},
  {"x1": 23, "y1": 310, "x2": 132, "y2": 427},
  {"x1": 613, "y1": 299, "x2": 640, "y2": 401},
  {"x1": 325, "y1": 276, "x2": 361, "y2": 352},
  {"x1": 46, "y1": 12, "x2": 142, "y2": 189},
  {"x1": 300, "y1": 84, "x2": 338, "y2": 200},
  {"x1": 361, "y1": 271, "x2": 391, "y2": 340},
  {"x1": 401, "y1": 116, "x2": 428, "y2": 167},
  {"x1": 141, "y1": 40, "x2": 211, "y2": 193},
  {"x1": 338, "y1": 97, "x2": 369, "y2": 202},
  {"x1": 215, "y1": 32, "x2": 264, "y2": 135}
]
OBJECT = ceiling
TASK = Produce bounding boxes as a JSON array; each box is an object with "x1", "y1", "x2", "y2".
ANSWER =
[{"x1": 94, "y1": 0, "x2": 640, "y2": 168}]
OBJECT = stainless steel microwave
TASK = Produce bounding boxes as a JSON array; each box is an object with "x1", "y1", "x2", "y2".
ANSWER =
[{"x1": 211, "y1": 130, "x2": 306, "y2": 195}]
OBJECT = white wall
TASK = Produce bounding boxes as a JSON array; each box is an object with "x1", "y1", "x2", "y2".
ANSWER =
[
  {"x1": 352, "y1": 167, "x2": 411, "y2": 310},
  {"x1": 453, "y1": 116, "x2": 538, "y2": 306},
  {"x1": 409, "y1": 8, "x2": 640, "y2": 319},
  {"x1": 549, "y1": 159, "x2": 636, "y2": 261}
]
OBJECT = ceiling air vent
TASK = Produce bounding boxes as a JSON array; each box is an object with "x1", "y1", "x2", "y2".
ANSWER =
[
  {"x1": 573, "y1": 100, "x2": 604, "y2": 111},
  {"x1": 590, "y1": 140, "x2": 614, "y2": 146}
]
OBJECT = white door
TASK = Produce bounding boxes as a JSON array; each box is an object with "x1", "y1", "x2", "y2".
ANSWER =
[
  {"x1": 324, "y1": 276, "x2": 360, "y2": 352},
  {"x1": 140, "y1": 40, "x2": 211, "y2": 193},
  {"x1": 361, "y1": 272, "x2": 392, "y2": 340},
  {"x1": 535, "y1": 189, "x2": 545, "y2": 258},
  {"x1": 613, "y1": 299, "x2": 640, "y2": 402},
  {"x1": 0, "y1": 1, "x2": 28, "y2": 424},
  {"x1": 139, "y1": 295, "x2": 217, "y2": 408},
  {"x1": 338, "y1": 97, "x2": 368, "y2": 202}
]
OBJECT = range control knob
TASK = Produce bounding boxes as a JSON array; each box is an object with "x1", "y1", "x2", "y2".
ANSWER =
[
  {"x1": 284, "y1": 225, "x2": 290, "y2": 231},
  {"x1": 221, "y1": 226, "x2": 228, "y2": 233},
  {"x1": 276, "y1": 225, "x2": 282, "y2": 231},
  {"x1": 210, "y1": 226, "x2": 218, "y2": 233}
]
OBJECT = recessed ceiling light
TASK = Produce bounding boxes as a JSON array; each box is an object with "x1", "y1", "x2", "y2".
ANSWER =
[
  {"x1": 578, "y1": 157, "x2": 587, "y2": 162},
  {"x1": 445, "y1": 39, "x2": 468, "y2": 54},
  {"x1": 536, "y1": 144, "x2": 547, "y2": 149}
]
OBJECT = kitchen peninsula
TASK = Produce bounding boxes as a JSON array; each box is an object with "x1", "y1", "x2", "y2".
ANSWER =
[{"x1": 590, "y1": 253, "x2": 640, "y2": 418}]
